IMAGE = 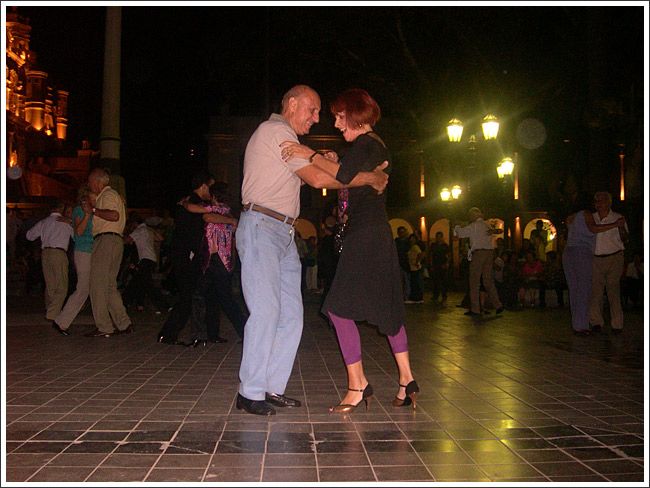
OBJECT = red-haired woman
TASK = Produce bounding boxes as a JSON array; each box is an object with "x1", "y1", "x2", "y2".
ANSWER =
[{"x1": 281, "y1": 88, "x2": 419, "y2": 413}]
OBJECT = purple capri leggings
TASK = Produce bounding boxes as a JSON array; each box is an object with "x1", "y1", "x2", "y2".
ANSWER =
[{"x1": 327, "y1": 311, "x2": 409, "y2": 365}]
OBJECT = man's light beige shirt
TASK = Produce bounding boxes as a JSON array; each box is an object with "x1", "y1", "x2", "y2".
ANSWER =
[
  {"x1": 93, "y1": 186, "x2": 126, "y2": 236},
  {"x1": 241, "y1": 114, "x2": 310, "y2": 218}
]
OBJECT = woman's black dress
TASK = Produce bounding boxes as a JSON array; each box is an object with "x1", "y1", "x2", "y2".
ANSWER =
[{"x1": 321, "y1": 132, "x2": 406, "y2": 336}]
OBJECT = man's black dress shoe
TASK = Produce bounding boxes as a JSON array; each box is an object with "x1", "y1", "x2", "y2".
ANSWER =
[
  {"x1": 464, "y1": 311, "x2": 481, "y2": 316},
  {"x1": 611, "y1": 328, "x2": 623, "y2": 335},
  {"x1": 265, "y1": 393, "x2": 301, "y2": 408},
  {"x1": 85, "y1": 329, "x2": 114, "y2": 338},
  {"x1": 495, "y1": 307, "x2": 504, "y2": 314},
  {"x1": 117, "y1": 324, "x2": 134, "y2": 335},
  {"x1": 52, "y1": 321, "x2": 70, "y2": 336},
  {"x1": 236, "y1": 393, "x2": 276, "y2": 416},
  {"x1": 157, "y1": 335, "x2": 185, "y2": 345},
  {"x1": 188, "y1": 339, "x2": 208, "y2": 347},
  {"x1": 573, "y1": 329, "x2": 591, "y2": 336},
  {"x1": 590, "y1": 324, "x2": 603, "y2": 333},
  {"x1": 209, "y1": 336, "x2": 228, "y2": 343}
]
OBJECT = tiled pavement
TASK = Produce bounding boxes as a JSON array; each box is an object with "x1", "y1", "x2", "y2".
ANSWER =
[{"x1": 2, "y1": 291, "x2": 647, "y2": 484}]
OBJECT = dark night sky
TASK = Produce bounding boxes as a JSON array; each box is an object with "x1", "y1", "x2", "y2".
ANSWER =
[{"x1": 15, "y1": 3, "x2": 645, "y2": 208}]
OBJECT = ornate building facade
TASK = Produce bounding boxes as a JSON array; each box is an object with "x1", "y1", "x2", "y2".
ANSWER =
[{"x1": 6, "y1": 8, "x2": 94, "y2": 203}]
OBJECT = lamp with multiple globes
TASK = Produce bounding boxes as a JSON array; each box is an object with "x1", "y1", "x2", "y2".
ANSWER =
[
  {"x1": 446, "y1": 114, "x2": 500, "y2": 144},
  {"x1": 439, "y1": 185, "x2": 462, "y2": 202},
  {"x1": 446, "y1": 114, "x2": 500, "y2": 198}
]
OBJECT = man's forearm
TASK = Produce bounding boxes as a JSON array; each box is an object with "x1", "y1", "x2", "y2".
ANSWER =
[
  {"x1": 311, "y1": 153, "x2": 340, "y2": 178},
  {"x1": 348, "y1": 171, "x2": 378, "y2": 188},
  {"x1": 320, "y1": 171, "x2": 377, "y2": 190},
  {"x1": 297, "y1": 163, "x2": 386, "y2": 192},
  {"x1": 93, "y1": 207, "x2": 119, "y2": 222},
  {"x1": 454, "y1": 225, "x2": 470, "y2": 238},
  {"x1": 203, "y1": 213, "x2": 236, "y2": 225},
  {"x1": 310, "y1": 153, "x2": 388, "y2": 189},
  {"x1": 184, "y1": 202, "x2": 209, "y2": 214}
]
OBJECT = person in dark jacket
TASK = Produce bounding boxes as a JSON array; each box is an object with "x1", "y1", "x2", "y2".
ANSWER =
[{"x1": 156, "y1": 170, "x2": 213, "y2": 344}]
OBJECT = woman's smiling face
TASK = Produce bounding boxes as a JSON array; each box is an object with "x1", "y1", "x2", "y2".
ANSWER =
[{"x1": 334, "y1": 111, "x2": 363, "y2": 142}]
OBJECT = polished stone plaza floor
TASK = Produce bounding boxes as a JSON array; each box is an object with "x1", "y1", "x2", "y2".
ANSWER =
[{"x1": 2, "y1": 291, "x2": 647, "y2": 484}]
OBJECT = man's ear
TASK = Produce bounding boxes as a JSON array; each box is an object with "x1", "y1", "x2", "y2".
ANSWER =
[{"x1": 287, "y1": 97, "x2": 298, "y2": 113}]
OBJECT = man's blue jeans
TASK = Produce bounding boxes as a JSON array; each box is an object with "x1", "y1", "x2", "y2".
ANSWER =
[{"x1": 236, "y1": 210, "x2": 303, "y2": 401}]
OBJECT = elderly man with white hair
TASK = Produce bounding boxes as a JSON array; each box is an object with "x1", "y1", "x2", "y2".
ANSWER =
[
  {"x1": 85, "y1": 167, "x2": 132, "y2": 337},
  {"x1": 454, "y1": 207, "x2": 504, "y2": 317},
  {"x1": 589, "y1": 191, "x2": 629, "y2": 334}
]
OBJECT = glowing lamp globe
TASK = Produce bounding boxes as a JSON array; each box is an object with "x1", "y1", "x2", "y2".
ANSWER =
[
  {"x1": 447, "y1": 119, "x2": 463, "y2": 143},
  {"x1": 482, "y1": 114, "x2": 499, "y2": 140},
  {"x1": 497, "y1": 157, "x2": 514, "y2": 178}
]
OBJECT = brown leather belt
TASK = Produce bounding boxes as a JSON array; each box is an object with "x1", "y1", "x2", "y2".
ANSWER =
[
  {"x1": 94, "y1": 231, "x2": 123, "y2": 240},
  {"x1": 242, "y1": 203, "x2": 296, "y2": 226},
  {"x1": 595, "y1": 250, "x2": 623, "y2": 258}
]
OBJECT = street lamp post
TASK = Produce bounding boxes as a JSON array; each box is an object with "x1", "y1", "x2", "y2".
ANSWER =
[
  {"x1": 445, "y1": 112, "x2": 522, "y2": 252},
  {"x1": 447, "y1": 114, "x2": 499, "y2": 200},
  {"x1": 497, "y1": 157, "x2": 515, "y2": 248},
  {"x1": 440, "y1": 184, "x2": 462, "y2": 281}
]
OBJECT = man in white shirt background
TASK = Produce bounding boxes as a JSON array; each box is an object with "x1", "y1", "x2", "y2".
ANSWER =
[
  {"x1": 589, "y1": 191, "x2": 629, "y2": 334},
  {"x1": 454, "y1": 207, "x2": 504, "y2": 317},
  {"x1": 25, "y1": 200, "x2": 74, "y2": 323},
  {"x1": 123, "y1": 213, "x2": 167, "y2": 313}
]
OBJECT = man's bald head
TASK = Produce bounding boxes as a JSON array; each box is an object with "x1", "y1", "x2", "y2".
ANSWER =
[{"x1": 281, "y1": 85, "x2": 321, "y2": 135}]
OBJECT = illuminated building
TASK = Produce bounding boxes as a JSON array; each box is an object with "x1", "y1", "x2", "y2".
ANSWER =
[{"x1": 6, "y1": 8, "x2": 95, "y2": 203}]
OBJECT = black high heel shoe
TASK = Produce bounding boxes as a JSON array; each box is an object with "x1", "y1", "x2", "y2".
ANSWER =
[
  {"x1": 392, "y1": 380, "x2": 419, "y2": 409},
  {"x1": 187, "y1": 338, "x2": 208, "y2": 347},
  {"x1": 329, "y1": 384, "x2": 374, "y2": 413}
]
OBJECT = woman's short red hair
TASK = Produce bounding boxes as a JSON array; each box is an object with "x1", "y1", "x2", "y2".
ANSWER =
[{"x1": 330, "y1": 88, "x2": 381, "y2": 129}]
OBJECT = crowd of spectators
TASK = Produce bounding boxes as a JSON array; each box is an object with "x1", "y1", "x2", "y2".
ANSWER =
[
  {"x1": 5, "y1": 206, "x2": 643, "y2": 320},
  {"x1": 426, "y1": 218, "x2": 643, "y2": 315}
]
